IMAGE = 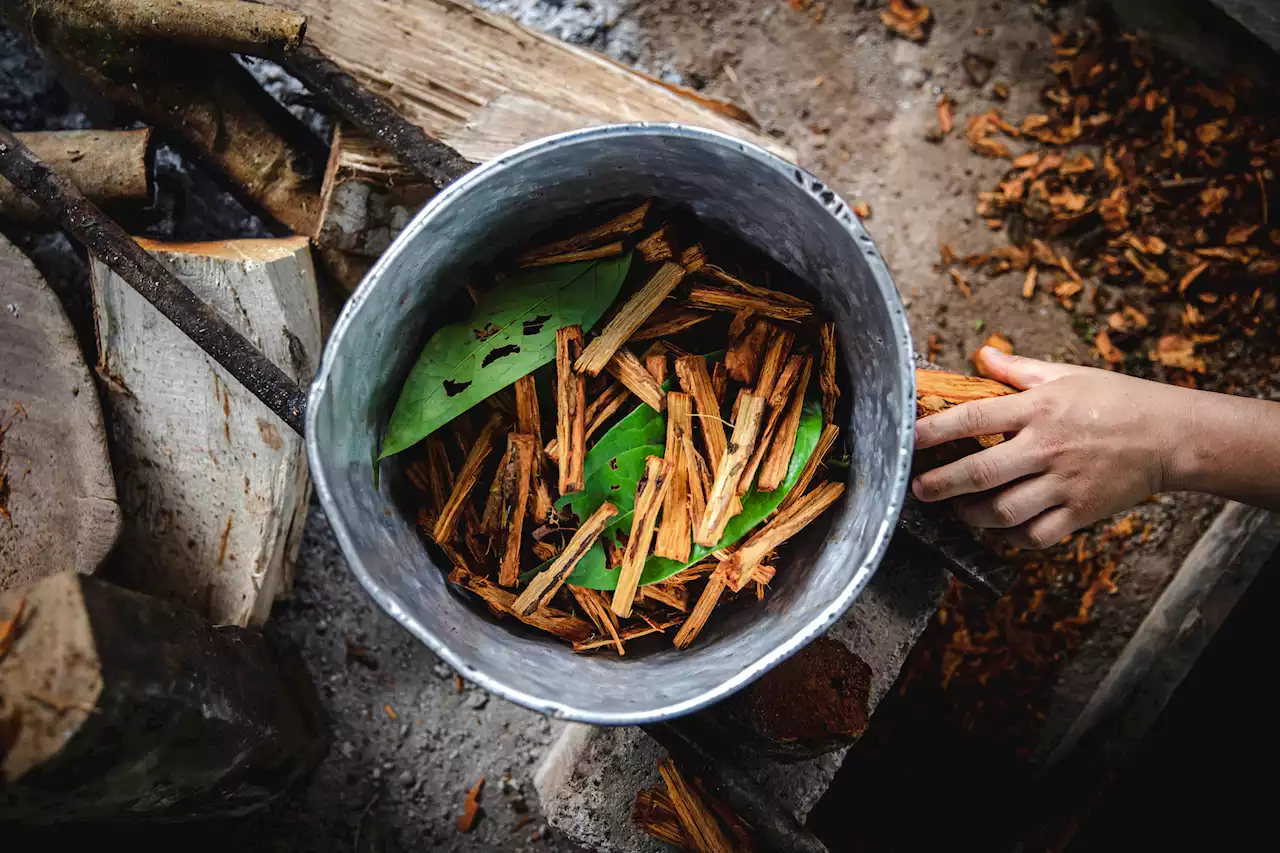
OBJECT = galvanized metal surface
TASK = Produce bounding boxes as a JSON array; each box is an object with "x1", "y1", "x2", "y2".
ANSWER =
[{"x1": 306, "y1": 123, "x2": 917, "y2": 724}]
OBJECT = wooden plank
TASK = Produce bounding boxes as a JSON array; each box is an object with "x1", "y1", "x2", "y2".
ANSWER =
[
  {"x1": 0, "y1": 235, "x2": 120, "y2": 593},
  {"x1": 89, "y1": 237, "x2": 321, "y2": 628}
]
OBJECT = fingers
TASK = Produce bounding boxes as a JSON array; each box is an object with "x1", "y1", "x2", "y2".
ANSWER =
[
  {"x1": 912, "y1": 435, "x2": 1047, "y2": 502},
  {"x1": 915, "y1": 393, "x2": 1033, "y2": 450},
  {"x1": 974, "y1": 347, "x2": 1079, "y2": 390},
  {"x1": 955, "y1": 475, "x2": 1064, "y2": 529},
  {"x1": 1004, "y1": 506, "x2": 1079, "y2": 550}
]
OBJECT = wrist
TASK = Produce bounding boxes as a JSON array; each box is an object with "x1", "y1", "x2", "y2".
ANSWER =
[{"x1": 1161, "y1": 386, "x2": 1208, "y2": 494}]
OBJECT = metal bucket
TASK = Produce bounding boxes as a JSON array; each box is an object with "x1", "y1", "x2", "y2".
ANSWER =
[{"x1": 306, "y1": 124, "x2": 916, "y2": 724}]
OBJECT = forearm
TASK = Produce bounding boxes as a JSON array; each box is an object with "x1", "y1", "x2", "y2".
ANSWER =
[{"x1": 1167, "y1": 391, "x2": 1280, "y2": 511}]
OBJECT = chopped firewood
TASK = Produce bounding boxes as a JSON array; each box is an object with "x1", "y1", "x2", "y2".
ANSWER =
[
  {"x1": 644, "y1": 348, "x2": 669, "y2": 386},
  {"x1": 675, "y1": 355, "x2": 729, "y2": 471},
  {"x1": 492, "y1": 434, "x2": 535, "y2": 586},
  {"x1": 0, "y1": 129, "x2": 151, "y2": 222},
  {"x1": 611, "y1": 456, "x2": 673, "y2": 618},
  {"x1": 702, "y1": 264, "x2": 814, "y2": 310},
  {"x1": 710, "y1": 362, "x2": 728, "y2": 407},
  {"x1": 635, "y1": 785, "x2": 694, "y2": 849},
  {"x1": 819, "y1": 322, "x2": 841, "y2": 425},
  {"x1": 450, "y1": 569, "x2": 594, "y2": 643},
  {"x1": 574, "y1": 617, "x2": 684, "y2": 652},
  {"x1": 752, "y1": 329, "x2": 795, "y2": 399},
  {"x1": 23, "y1": 0, "x2": 308, "y2": 56},
  {"x1": 641, "y1": 581, "x2": 690, "y2": 612},
  {"x1": 519, "y1": 241, "x2": 624, "y2": 268},
  {"x1": 636, "y1": 224, "x2": 675, "y2": 263},
  {"x1": 687, "y1": 284, "x2": 812, "y2": 322},
  {"x1": 556, "y1": 325, "x2": 587, "y2": 494},
  {"x1": 630, "y1": 305, "x2": 713, "y2": 341},
  {"x1": 606, "y1": 347, "x2": 667, "y2": 411},
  {"x1": 576, "y1": 262, "x2": 688, "y2": 375},
  {"x1": 425, "y1": 437, "x2": 455, "y2": 516},
  {"x1": 725, "y1": 319, "x2": 772, "y2": 385},
  {"x1": 584, "y1": 381, "x2": 632, "y2": 441},
  {"x1": 514, "y1": 375, "x2": 552, "y2": 523},
  {"x1": 680, "y1": 244, "x2": 706, "y2": 272},
  {"x1": 696, "y1": 393, "x2": 766, "y2": 547},
  {"x1": 758, "y1": 357, "x2": 813, "y2": 491},
  {"x1": 655, "y1": 392, "x2": 694, "y2": 562},
  {"x1": 568, "y1": 585, "x2": 623, "y2": 653},
  {"x1": 673, "y1": 573, "x2": 728, "y2": 650},
  {"x1": 777, "y1": 424, "x2": 840, "y2": 514},
  {"x1": 518, "y1": 201, "x2": 650, "y2": 264},
  {"x1": 721, "y1": 481, "x2": 845, "y2": 591},
  {"x1": 457, "y1": 775, "x2": 484, "y2": 833},
  {"x1": 513, "y1": 502, "x2": 618, "y2": 616}
]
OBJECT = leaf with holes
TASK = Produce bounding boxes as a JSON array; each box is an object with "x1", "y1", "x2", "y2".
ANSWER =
[
  {"x1": 381, "y1": 253, "x2": 632, "y2": 457},
  {"x1": 553, "y1": 388, "x2": 824, "y2": 590}
]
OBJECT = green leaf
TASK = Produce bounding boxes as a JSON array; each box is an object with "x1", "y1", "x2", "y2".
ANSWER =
[
  {"x1": 380, "y1": 253, "x2": 633, "y2": 458},
  {"x1": 554, "y1": 394, "x2": 824, "y2": 590}
]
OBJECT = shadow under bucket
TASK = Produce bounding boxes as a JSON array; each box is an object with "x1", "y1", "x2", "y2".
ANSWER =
[{"x1": 306, "y1": 124, "x2": 916, "y2": 724}]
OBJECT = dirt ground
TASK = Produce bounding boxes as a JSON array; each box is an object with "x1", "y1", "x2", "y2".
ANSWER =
[{"x1": 1, "y1": 1, "x2": 1264, "y2": 851}]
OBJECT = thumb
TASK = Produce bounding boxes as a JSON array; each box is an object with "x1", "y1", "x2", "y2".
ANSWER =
[{"x1": 974, "y1": 347, "x2": 1076, "y2": 390}]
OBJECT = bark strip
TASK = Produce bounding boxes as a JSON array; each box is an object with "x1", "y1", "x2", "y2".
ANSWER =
[
  {"x1": 697, "y1": 393, "x2": 766, "y2": 547},
  {"x1": 777, "y1": 423, "x2": 840, "y2": 515},
  {"x1": 513, "y1": 502, "x2": 618, "y2": 616},
  {"x1": 655, "y1": 392, "x2": 693, "y2": 562},
  {"x1": 820, "y1": 322, "x2": 841, "y2": 425},
  {"x1": 721, "y1": 481, "x2": 845, "y2": 591},
  {"x1": 605, "y1": 347, "x2": 666, "y2": 412},
  {"x1": 674, "y1": 355, "x2": 728, "y2": 471},
  {"x1": 498, "y1": 434, "x2": 536, "y2": 586},
  {"x1": 725, "y1": 319, "x2": 771, "y2": 385},
  {"x1": 758, "y1": 357, "x2": 813, "y2": 491},
  {"x1": 556, "y1": 325, "x2": 587, "y2": 494},
  {"x1": 575, "y1": 261, "x2": 687, "y2": 375},
  {"x1": 611, "y1": 456, "x2": 672, "y2": 618},
  {"x1": 687, "y1": 284, "x2": 812, "y2": 322},
  {"x1": 518, "y1": 201, "x2": 649, "y2": 264},
  {"x1": 672, "y1": 573, "x2": 727, "y2": 649},
  {"x1": 450, "y1": 569, "x2": 593, "y2": 643},
  {"x1": 434, "y1": 414, "x2": 501, "y2": 543}
]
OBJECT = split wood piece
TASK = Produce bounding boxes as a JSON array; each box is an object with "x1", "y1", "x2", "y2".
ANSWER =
[
  {"x1": 18, "y1": 0, "x2": 307, "y2": 55},
  {"x1": 498, "y1": 435, "x2": 535, "y2": 586},
  {"x1": 514, "y1": 375, "x2": 552, "y2": 524},
  {"x1": 674, "y1": 355, "x2": 728, "y2": 471},
  {"x1": 777, "y1": 424, "x2": 840, "y2": 515},
  {"x1": 727, "y1": 308, "x2": 754, "y2": 341},
  {"x1": 603, "y1": 536, "x2": 624, "y2": 570},
  {"x1": 315, "y1": 124, "x2": 435, "y2": 258},
  {"x1": 606, "y1": 347, "x2": 666, "y2": 412},
  {"x1": 449, "y1": 569, "x2": 594, "y2": 644},
  {"x1": 568, "y1": 585, "x2": 624, "y2": 654},
  {"x1": 641, "y1": 581, "x2": 690, "y2": 612},
  {"x1": 687, "y1": 285, "x2": 813, "y2": 322},
  {"x1": 531, "y1": 540, "x2": 559, "y2": 562},
  {"x1": 753, "y1": 329, "x2": 796, "y2": 400},
  {"x1": 758, "y1": 357, "x2": 814, "y2": 492},
  {"x1": 679, "y1": 244, "x2": 707, "y2": 273},
  {"x1": 0, "y1": 573, "x2": 327, "y2": 820},
  {"x1": 556, "y1": 325, "x2": 587, "y2": 494},
  {"x1": 518, "y1": 201, "x2": 650, "y2": 264},
  {"x1": 576, "y1": 261, "x2": 687, "y2": 376},
  {"x1": 703, "y1": 264, "x2": 812, "y2": 309},
  {"x1": 635, "y1": 784, "x2": 694, "y2": 849},
  {"x1": 89, "y1": 238, "x2": 320, "y2": 627},
  {"x1": 573, "y1": 618, "x2": 683, "y2": 653},
  {"x1": 424, "y1": 438, "x2": 455, "y2": 517},
  {"x1": 520, "y1": 242, "x2": 624, "y2": 268},
  {"x1": 696, "y1": 393, "x2": 766, "y2": 548},
  {"x1": 682, "y1": 430, "x2": 711, "y2": 531},
  {"x1": 737, "y1": 354, "x2": 809, "y2": 496},
  {"x1": 673, "y1": 574, "x2": 726, "y2": 651},
  {"x1": 611, "y1": 456, "x2": 673, "y2": 618},
  {"x1": 281, "y1": 0, "x2": 790, "y2": 165},
  {"x1": 721, "y1": 481, "x2": 845, "y2": 592},
  {"x1": 644, "y1": 349, "x2": 669, "y2": 386},
  {"x1": 636, "y1": 225, "x2": 675, "y2": 263},
  {"x1": 819, "y1": 322, "x2": 841, "y2": 425},
  {"x1": 725, "y1": 319, "x2": 773, "y2": 385},
  {"x1": 513, "y1": 502, "x2": 618, "y2": 616},
  {"x1": 915, "y1": 369, "x2": 1017, "y2": 448},
  {"x1": 657, "y1": 758, "x2": 735, "y2": 853},
  {"x1": 0, "y1": 129, "x2": 150, "y2": 223},
  {"x1": 770, "y1": 353, "x2": 809, "y2": 409},
  {"x1": 630, "y1": 304, "x2": 713, "y2": 341},
  {"x1": 434, "y1": 414, "x2": 501, "y2": 543},
  {"x1": 710, "y1": 363, "x2": 728, "y2": 407},
  {"x1": 584, "y1": 382, "x2": 631, "y2": 442},
  {"x1": 0, "y1": 236, "x2": 120, "y2": 593},
  {"x1": 655, "y1": 392, "x2": 694, "y2": 562}
]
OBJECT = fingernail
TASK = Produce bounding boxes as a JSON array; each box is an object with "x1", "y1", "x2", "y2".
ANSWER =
[
  {"x1": 911, "y1": 478, "x2": 924, "y2": 499},
  {"x1": 980, "y1": 345, "x2": 1006, "y2": 360}
]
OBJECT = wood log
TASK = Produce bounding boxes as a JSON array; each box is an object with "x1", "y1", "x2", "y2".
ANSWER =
[
  {"x1": 0, "y1": 572, "x2": 328, "y2": 821},
  {"x1": 89, "y1": 238, "x2": 321, "y2": 628},
  {"x1": 284, "y1": 0, "x2": 790, "y2": 257},
  {"x1": 0, "y1": 129, "x2": 150, "y2": 223},
  {"x1": 15, "y1": 0, "x2": 307, "y2": 55},
  {"x1": 0, "y1": 235, "x2": 119, "y2": 593}
]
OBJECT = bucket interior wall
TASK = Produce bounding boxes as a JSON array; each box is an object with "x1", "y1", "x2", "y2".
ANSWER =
[{"x1": 308, "y1": 126, "x2": 914, "y2": 722}]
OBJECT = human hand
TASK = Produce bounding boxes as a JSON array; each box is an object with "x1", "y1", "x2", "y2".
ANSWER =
[{"x1": 912, "y1": 347, "x2": 1196, "y2": 549}]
